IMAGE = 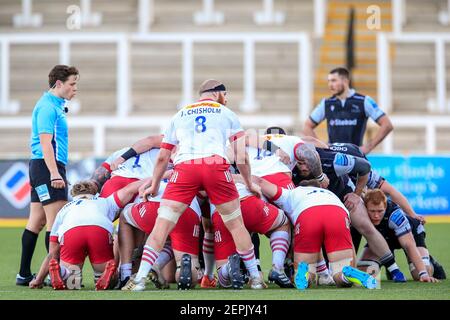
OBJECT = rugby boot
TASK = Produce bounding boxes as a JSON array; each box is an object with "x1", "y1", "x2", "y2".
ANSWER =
[
  {"x1": 16, "y1": 273, "x2": 35, "y2": 286},
  {"x1": 248, "y1": 276, "x2": 267, "y2": 289},
  {"x1": 115, "y1": 276, "x2": 129, "y2": 290},
  {"x1": 228, "y1": 253, "x2": 244, "y2": 290},
  {"x1": 294, "y1": 262, "x2": 309, "y2": 290},
  {"x1": 343, "y1": 266, "x2": 377, "y2": 289},
  {"x1": 200, "y1": 275, "x2": 217, "y2": 288},
  {"x1": 177, "y1": 254, "x2": 192, "y2": 290},
  {"x1": 268, "y1": 269, "x2": 294, "y2": 288},
  {"x1": 149, "y1": 264, "x2": 170, "y2": 289},
  {"x1": 430, "y1": 255, "x2": 446, "y2": 280},
  {"x1": 121, "y1": 275, "x2": 146, "y2": 291},
  {"x1": 390, "y1": 269, "x2": 407, "y2": 282},
  {"x1": 49, "y1": 259, "x2": 66, "y2": 290},
  {"x1": 95, "y1": 260, "x2": 117, "y2": 290}
]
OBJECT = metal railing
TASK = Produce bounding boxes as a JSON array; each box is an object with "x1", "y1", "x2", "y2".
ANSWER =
[
  {"x1": 1, "y1": 115, "x2": 449, "y2": 156},
  {"x1": 0, "y1": 114, "x2": 296, "y2": 157},
  {"x1": 0, "y1": 32, "x2": 312, "y2": 121},
  {"x1": 377, "y1": 32, "x2": 450, "y2": 115}
]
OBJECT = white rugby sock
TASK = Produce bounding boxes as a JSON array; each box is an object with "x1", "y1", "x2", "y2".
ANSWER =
[
  {"x1": 154, "y1": 241, "x2": 174, "y2": 269},
  {"x1": 60, "y1": 265, "x2": 70, "y2": 281},
  {"x1": 269, "y1": 231, "x2": 290, "y2": 271},
  {"x1": 120, "y1": 263, "x2": 132, "y2": 281},
  {"x1": 316, "y1": 259, "x2": 329, "y2": 276},
  {"x1": 202, "y1": 232, "x2": 216, "y2": 279},
  {"x1": 136, "y1": 245, "x2": 159, "y2": 281}
]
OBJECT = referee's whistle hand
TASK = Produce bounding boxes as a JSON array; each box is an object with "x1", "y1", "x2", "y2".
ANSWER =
[{"x1": 50, "y1": 173, "x2": 66, "y2": 189}]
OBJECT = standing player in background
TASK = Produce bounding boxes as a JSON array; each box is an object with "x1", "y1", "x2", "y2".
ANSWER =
[
  {"x1": 16, "y1": 65, "x2": 79, "y2": 286},
  {"x1": 303, "y1": 67, "x2": 393, "y2": 155},
  {"x1": 122, "y1": 79, "x2": 265, "y2": 291}
]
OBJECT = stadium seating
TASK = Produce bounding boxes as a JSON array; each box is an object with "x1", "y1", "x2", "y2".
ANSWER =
[{"x1": 0, "y1": 0, "x2": 449, "y2": 158}]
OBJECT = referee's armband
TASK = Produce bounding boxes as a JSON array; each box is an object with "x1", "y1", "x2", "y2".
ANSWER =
[{"x1": 120, "y1": 147, "x2": 137, "y2": 161}]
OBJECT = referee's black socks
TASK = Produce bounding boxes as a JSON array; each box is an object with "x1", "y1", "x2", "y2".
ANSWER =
[
  {"x1": 45, "y1": 231, "x2": 50, "y2": 253},
  {"x1": 19, "y1": 229, "x2": 39, "y2": 277}
]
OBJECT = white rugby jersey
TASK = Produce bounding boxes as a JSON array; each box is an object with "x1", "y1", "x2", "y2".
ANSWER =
[
  {"x1": 162, "y1": 100, "x2": 243, "y2": 165},
  {"x1": 247, "y1": 146, "x2": 291, "y2": 177},
  {"x1": 262, "y1": 134, "x2": 304, "y2": 170},
  {"x1": 145, "y1": 179, "x2": 202, "y2": 218},
  {"x1": 50, "y1": 195, "x2": 121, "y2": 243},
  {"x1": 273, "y1": 186, "x2": 349, "y2": 224},
  {"x1": 103, "y1": 147, "x2": 128, "y2": 168},
  {"x1": 112, "y1": 148, "x2": 160, "y2": 179}
]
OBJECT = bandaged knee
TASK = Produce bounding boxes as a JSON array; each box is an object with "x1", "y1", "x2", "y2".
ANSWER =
[
  {"x1": 220, "y1": 208, "x2": 242, "y2": 223},
  {"x1": 158, "y1": 206, "x2": 181, "y2": 224},
  {"x1": 357, "y1": 259, "x2": 380, "y2": 276},
  {"x1": 330, "y1": 258, "x2": 353, "y2": 276}
]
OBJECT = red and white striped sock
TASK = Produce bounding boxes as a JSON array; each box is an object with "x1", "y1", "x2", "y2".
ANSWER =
[
  {"x1": 316, "y1": 259, "x2": 329, "y2": 276},
  {"x1": 136, "y1": 245, "x2": 159, "y2": 281},
  {"x1": 154, "y1": 241, "x2": 174, "y2": 269},
  {"x1": 270, "y1": 231, "x2": 290, "y2": 271},
  {"x1": 237, "y1": 245, "x2": 259, "y2": 278},
  {"x1": 202, "y1": 232, "x2": 215, "y2": 279}
]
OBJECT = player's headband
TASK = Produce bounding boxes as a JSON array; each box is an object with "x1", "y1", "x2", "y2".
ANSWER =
[{"x1": 200, "y1": 84, "x2": 227, "y2": 93}]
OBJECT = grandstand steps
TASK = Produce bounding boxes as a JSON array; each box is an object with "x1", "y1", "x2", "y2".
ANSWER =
[{"x1": 0, "y1": 0, "x2": 315, "y2": 33}]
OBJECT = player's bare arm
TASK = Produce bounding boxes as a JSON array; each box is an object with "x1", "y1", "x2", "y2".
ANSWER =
[
  {"x1": 361, "y1": 115, "x2": 393, "y2": 155},
  {"x1": 111, "y1": 135, "x2": 164, "y2": 170},
  {"x1": 231, "y1": 133, "x2": 261, "y2": 197},
  {"x1": 380, "y1": 180, "x2": 425, "y2": 224},
  {"x1": 343, "y1": 157, "x2": 370, "y2": 211},
  {"x1": 398, "y1": 233, "x2": 438, "y2": 283},
  {"x1": 29, "y1": 241, "x2": 60, "y2": 289},
  {"x1": 302, "y1": 118, "x2": 319, "y2": 138},
  {"x1": 142, "y1": 148, "x2": 172, "y2": 199}
]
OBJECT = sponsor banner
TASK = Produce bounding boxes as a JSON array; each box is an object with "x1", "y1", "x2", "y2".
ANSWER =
[
  {"x1": 0, "y1": 159, "x2": 102, "y2": 218},
  {"x1": 1, "y1": 156, "x2": 449, "y2": 217},
  {"x1": 368, "y1": 155, "x2": 450, "y2": 215}
]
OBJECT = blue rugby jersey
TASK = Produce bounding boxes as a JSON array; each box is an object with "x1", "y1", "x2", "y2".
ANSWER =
[{"x1": 30, "y1": 91, "x2": 69, "y2": 165}]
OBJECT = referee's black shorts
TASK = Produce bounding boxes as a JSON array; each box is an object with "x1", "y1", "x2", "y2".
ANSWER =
[{"x1": 29, "y1": 159, "x2": 68, "y2": 205}]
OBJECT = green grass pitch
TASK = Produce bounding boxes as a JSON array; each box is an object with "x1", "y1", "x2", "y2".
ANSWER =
[{"x1": 0, "y1": 224, "x2": 449, "y2": 300}]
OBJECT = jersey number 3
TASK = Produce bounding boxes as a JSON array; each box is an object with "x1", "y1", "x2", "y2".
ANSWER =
[{"x1": 195, "y1": 116, "x2": 207, "y2": 133}]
